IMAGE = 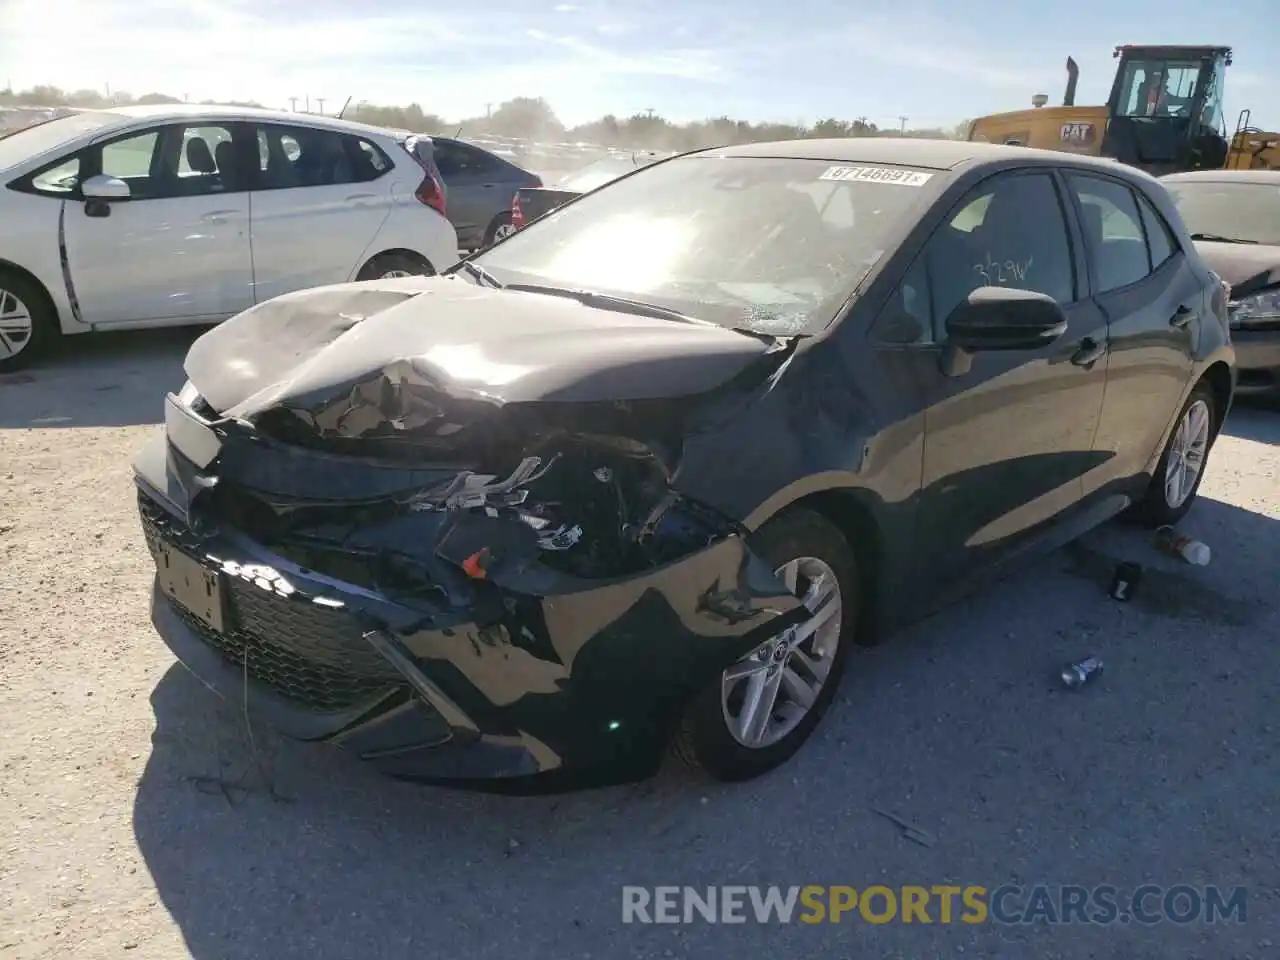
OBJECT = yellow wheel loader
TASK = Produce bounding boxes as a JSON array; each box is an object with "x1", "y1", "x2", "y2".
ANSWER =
[{"x1": 967, "y1": 45, "x2": 1279, "y2": 175}]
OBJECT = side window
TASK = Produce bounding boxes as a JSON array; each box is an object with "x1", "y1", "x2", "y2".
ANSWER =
[
  {"x1": 355, "y1": 138, "x2": 390, "y2": 176},
  {"x1": 1136, "y1": 193, "x2": 1178, "y2": 269},
  {"x1": 1067, "y1": 174, "x2": 1151, "y2": 292},
  {"x1": 255, "y1": 125, "x2": 359, "y2": 189},
  {"x1": 875, "y1": 255, "x2": 933, "y2": 344},
  {"x1": 921, "y1": 172, "x2": 1075, "y2": 340},
  {"x1": 28, "y1": 156, "x2": 82, "y2": 196},
  {"x1": 431, "y1": 140, "x2": 465, "y2": 179},
  {"x1": 174, "y1": 124, "x2": 240, "y2": 195},
  {"x1": 100, "y1": 131, "x2": 161, "y2": 199}
]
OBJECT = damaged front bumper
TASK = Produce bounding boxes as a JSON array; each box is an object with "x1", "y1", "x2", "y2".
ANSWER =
[{"x1": 134, "y1": 426, "x2": 805, "y2": 787}]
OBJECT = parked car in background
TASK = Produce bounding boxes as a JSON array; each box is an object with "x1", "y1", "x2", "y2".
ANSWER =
[
  {"x1": 1163, "y1": 169, "x2": 1280, "y2": 397},
  {"x1": 428, "y1": 135, "x2": 542, "y2": 250},
  {"x1": 509, "y1": 152, "x2": 666, "y2": 232},
  {"x1": 0, "y1": 104, "x2": 458, "y2": 371},
  {"x1": 137, "y1": 139, "x2": 1233, "y2": 790}
]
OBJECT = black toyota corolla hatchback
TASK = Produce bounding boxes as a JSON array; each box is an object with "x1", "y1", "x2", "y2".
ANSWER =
[{"x1": 135, "y1": 138, "x2": 1235, "y2": 789}]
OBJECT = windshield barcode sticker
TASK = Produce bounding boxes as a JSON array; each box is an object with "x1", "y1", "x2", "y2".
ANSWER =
[{"x1": 819, "y1": 166, "x2": 933, "y2": 186}]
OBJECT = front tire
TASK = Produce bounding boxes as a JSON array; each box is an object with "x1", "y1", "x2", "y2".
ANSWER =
[
  {"x1": 1130, "y1": 381, "x2": 1216, "y2": 527},
  {"x1": 673, "y1": 508, "x2": 859, "y2": 782},
  {"x1": 0, "y1": 270, "x2": 57, "y2": 374}
]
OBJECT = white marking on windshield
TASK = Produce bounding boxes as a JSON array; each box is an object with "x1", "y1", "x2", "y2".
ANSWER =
[{"x1": 818, "y1": 166, "x2": 933, "y2": 187}]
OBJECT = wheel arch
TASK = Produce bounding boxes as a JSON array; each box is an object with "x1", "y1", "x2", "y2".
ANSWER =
[
  {"x1": 0, "y1": 258, "x2": 61, "y2": 329},
  {"x1": 748, "y1": 483, "x2": 888, "y2": 645},
  {"x1": 1199, "y1": 360, "x2": 1234, "y2": 438}
]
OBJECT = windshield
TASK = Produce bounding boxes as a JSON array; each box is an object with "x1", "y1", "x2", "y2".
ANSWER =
[
  {"x1": 559, "y1": 158, "x2": 653, "y2": 194},
  {"x1": 1165, "y1": 181, "x2": 1280, "y2": 246},
  {"x1": 475, "y1": 155, "x2": 933, "y2": 335},
  {"x1": 0, "y1": 111, "x2": 120, "y2": 171},
  {"x1": 1116, "y1": 59, "x2": 1202, "y2": 119}
]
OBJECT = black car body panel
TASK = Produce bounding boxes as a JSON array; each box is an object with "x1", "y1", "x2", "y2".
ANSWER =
[
  {"x1": 137, "y1": 139, "x2": 1236, "y2": 787},
  {"x1": 514, "y1": 186, "x2": 580, "y2": 224}
]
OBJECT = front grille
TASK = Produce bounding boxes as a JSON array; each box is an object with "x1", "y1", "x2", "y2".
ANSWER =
[{"x1": 139, "y1": 496, "x2": 407, "y2": 713}]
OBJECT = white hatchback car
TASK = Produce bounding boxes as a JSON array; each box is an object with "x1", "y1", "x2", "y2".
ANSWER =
[{"x1": 0, "y1": 105, "x2": 459, "y2": 371}]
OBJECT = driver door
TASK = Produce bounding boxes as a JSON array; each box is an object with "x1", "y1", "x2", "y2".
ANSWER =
[
  {"x1": 62, "y1": 123, "x2": 254, "y2": 325},
  {"x1": 895, "y1": 170, "x2": 1111, "y2": 590}
]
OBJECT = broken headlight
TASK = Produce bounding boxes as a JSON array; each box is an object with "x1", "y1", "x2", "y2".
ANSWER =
[{"x1": 1228, "y1": 290, "x2": 1280, "y2": 329}]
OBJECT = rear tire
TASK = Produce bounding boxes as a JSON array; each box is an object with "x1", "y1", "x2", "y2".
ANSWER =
[
  {"x1": 672, "y1": 508, "x2": 859, "y2": 782},
  {"x1": 1129, "y1": 380, "x2": 1217, "y2": 527},
  {"x1": 482, "y1": 212, "x2": 516, "y2": 249},
  {"x1": 356, "y1": 252, "x2": 434, "y2": 281},
  {"x1": 0, "y1": 270, "x2": 57, "y2": 374}
]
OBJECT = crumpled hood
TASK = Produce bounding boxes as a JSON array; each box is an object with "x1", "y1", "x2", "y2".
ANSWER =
[
  {"x1": 1193, "y1": 241, "x2": 1280, "y2": 296},
  {"x1": 184, "y1": 276, "x2": 770, "y2": 420}
]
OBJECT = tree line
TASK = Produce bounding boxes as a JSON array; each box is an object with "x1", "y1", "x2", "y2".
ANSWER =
[{"x1": 1, "y1": 85, "x2": 970, "y2": 149}]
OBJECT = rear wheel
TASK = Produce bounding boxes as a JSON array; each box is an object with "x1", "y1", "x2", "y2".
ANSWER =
[
  {"x1": 0, "y1": 270, "x2": 57, "y2": 373},
  {"x1": 673, "y1": 508, "x2": 859, "y2": 781},
  {"x1": 483, "y1": 212, "x2": 516, "y2": 248},
  {"x1": 1130, "y1": 381, "x2": 1216, "y2": 527},
  {"x1": 356, "y1": 252, "x2": 434, "y2": 281}
]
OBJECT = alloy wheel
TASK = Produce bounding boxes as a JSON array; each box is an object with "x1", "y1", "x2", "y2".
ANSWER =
[
  {"x1": 1164, "y1": 398, "x2": 1211, "y2": 510},
  {"x1": 720, "y1": 556, "x2": 843, "y2": 749},
  {"x1": 379, "y1": 269, "x2": 415, "y2": 279},
  {"x1": 492, "y1": 222, "x2": 517, "y2": 242},
  {"x1": 0, "y1": 288, "x2": 34, "y2": 361}
]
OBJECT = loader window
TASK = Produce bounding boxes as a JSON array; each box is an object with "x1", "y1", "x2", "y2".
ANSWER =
[{"x1": 1117, "y1": 60, "x2": 1201, "y2": 118}]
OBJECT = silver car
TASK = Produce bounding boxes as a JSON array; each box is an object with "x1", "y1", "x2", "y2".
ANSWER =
[{"x1": 429, "y1": 136, "x2": 543, "y2": 250}]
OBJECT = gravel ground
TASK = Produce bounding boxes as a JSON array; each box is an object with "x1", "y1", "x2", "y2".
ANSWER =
[{"x1": 1, "y1": 330, "x2": 1278, "y2": 959}]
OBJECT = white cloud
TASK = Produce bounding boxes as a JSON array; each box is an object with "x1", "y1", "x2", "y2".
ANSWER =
[{"x1": 553, "y1": 3, "x2": 580, "y2": 11}]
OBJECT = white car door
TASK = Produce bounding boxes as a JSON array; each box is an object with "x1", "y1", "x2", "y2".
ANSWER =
[
  {"x1": 61, "y1": 123, "x2": 254, "y2": 325},
  {"x1": 248, "y1": 123, "x2": 394, "y2": 303}
]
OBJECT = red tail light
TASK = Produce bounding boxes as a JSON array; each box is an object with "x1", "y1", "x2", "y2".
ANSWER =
[
  {"x1": 511, "y1": 194, "x2": 525, "y2": 229},
  {"x1": 415, "y1": 171, "x2": 447, "y2": 218}
]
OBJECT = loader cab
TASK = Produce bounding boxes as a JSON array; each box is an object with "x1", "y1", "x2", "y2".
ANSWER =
[{"x1": 1101, "y1": 45, "x2": 1231, "y2": 175}]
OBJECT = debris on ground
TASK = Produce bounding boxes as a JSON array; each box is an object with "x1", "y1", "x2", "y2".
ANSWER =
[
  {"x1": 1060, "y1": 656, "x2": 1104, "y2": 690},
  {"x1": 1108, "y1": 561, "x2": 1142, "y2": 601},
  {"x1": 1155, "y1": 525, "x2": 1211, "y2": 566}
]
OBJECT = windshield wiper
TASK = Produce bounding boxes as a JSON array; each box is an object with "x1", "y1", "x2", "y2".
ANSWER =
[
  {"x1": 504, "y1": 283, "x2": 717, "y2": 326},
  {"x1": 458, "y1": 260, "x2": 504, "y2": 288},
  {"x1": 1190, "y1": 232, "x2": 1258, "y2": 245}
]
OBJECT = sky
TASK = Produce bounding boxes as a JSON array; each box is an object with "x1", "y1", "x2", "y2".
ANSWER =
[{"x1": 1, "y1": 0, "x2": 1277, "y2": 131}]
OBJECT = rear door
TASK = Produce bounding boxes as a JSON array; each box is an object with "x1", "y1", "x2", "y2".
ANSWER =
[
  {"x1": 247, "y1": 123, "x2": 395, "y2": 302},
  {"x1": 62, "y1": 121, "x2": 255, "y2": 324},
  {"x1": 1063, "y1": 172, "x2": 1201, "y2": 495},
  {"x1": 433, "y1": 138, "x2": 523, "y2": 247},
  {"x1": 890, "y1": 170, "x2": 1110, "y2": 589}
]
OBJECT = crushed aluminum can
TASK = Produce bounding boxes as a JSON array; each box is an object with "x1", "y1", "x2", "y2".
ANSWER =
[
  {"x1": 1109, "y1": 561, "x2": 1142, "y2": 602},
  {"x1": 1060, "y1": 656, "x2": 1104, "y2": 690}
]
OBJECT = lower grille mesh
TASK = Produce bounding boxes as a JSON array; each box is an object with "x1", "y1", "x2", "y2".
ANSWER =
[{"x1": 140, "y1": 498, "x2": 406, "y2": 713}]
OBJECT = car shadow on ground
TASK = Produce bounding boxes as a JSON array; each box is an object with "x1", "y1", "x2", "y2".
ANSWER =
[
  {"x1": 133, "y1": 494, "x2": 1279, "y2": 959},
  {"x1": 0, "y1": 328, "x2": 199, "y2": 430},
  {"x1": 1222, "y1": 399, "x2": 1280, "y2": 445}
]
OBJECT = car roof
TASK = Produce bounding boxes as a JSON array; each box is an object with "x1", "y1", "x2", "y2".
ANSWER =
[
  {"x1": 1162, "y1": 169, "x2": 1280, "y2": 186},
  {"x1": 703, "y1": 137, "x2": 1144, "y2": 176},
  {"x1": 100, "y1": 103, "x2": 400, "y2": 139}
]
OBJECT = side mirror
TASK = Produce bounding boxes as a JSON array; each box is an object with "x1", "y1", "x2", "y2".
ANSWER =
[
  {"x1": 81, "y1": 175, "x2": 131, "y2": 201},
  {"x1": 944, "y1": 286, "x2": 1068, "y2": 352}
]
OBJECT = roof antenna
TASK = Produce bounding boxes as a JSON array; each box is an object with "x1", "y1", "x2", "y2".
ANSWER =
[{"x1": 337, "y1": 95, "x2": 352, "y2": 119}]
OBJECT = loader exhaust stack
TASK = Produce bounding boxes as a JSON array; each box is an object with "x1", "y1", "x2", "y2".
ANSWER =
[{"x1": 1064, "y1": 57, "x2": 1079, "y2": 106}]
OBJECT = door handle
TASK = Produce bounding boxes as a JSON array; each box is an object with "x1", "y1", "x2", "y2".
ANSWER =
[
  {"x1": 1169, "y1": 305, "x2": 1194, "y2": 328},
  {"x1": 201, "y1": 209, "x2": 240, "y2": 224},
  {"x1": 1071, "y1": 337, "x2": 1106, "y2": 368}
]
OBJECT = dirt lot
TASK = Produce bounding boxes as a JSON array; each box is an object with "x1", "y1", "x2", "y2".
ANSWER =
[{"x1": 1, "y1": 330, "x2": 1278, "y2": 959}]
